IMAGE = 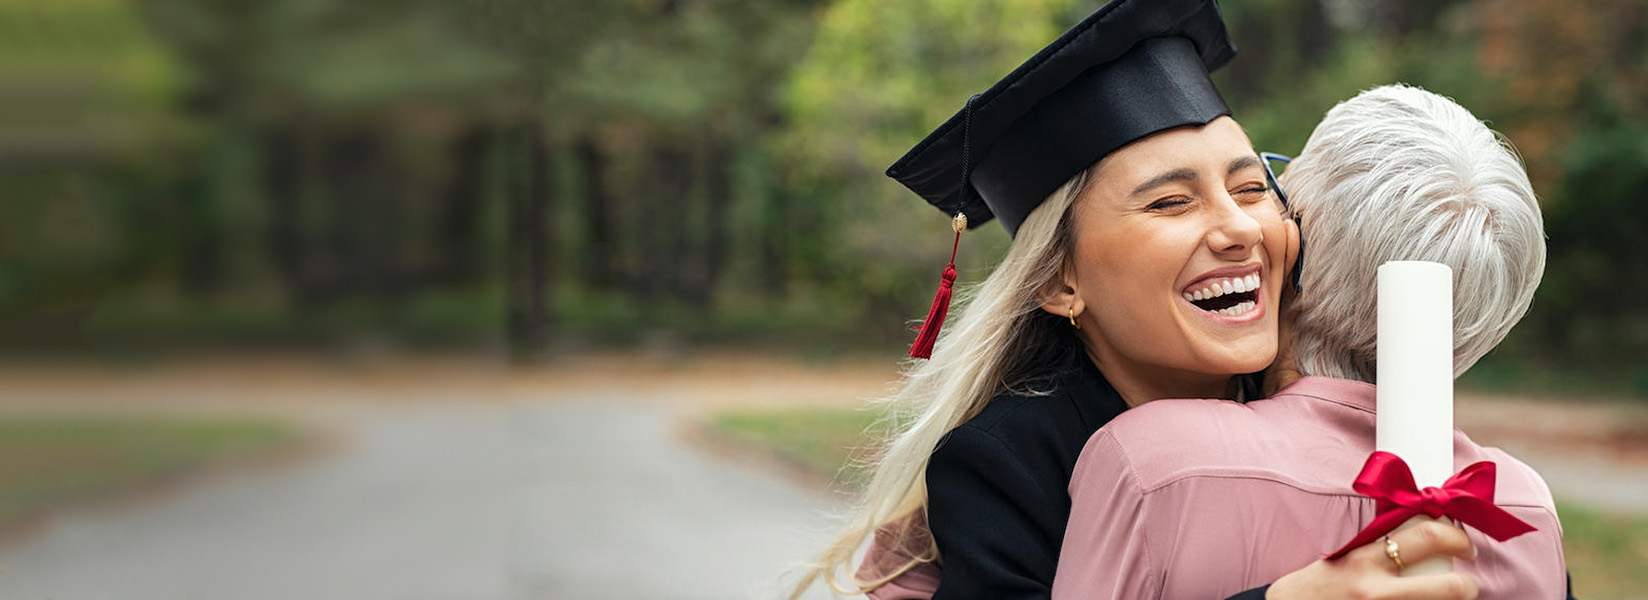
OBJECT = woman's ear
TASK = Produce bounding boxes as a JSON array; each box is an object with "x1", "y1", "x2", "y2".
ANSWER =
[
  {"x1": 1037, "y1": 268, "x2": 1084, "y2": 319},
  {"x1": 1283, "y1": 216, "x2": 1301, "y2": 274}
]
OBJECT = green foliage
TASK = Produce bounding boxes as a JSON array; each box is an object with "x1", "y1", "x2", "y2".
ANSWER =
[
  {"x1": 786, "y1": 0, "x2": 1081, "y2": 181},
  {"x1": 777, "y1": 0, "x2": 1091, "y2": 325},
  {"x1": 258, "y1": 17, "x2": 515, "y2": 111},
  {"x1": 1536, "y1": 110, "x2": 1648, "y2": 365},
  {"x1": 0, "y1": 0, "x2": 1643, "y2": 382},
  {"x1": 0, "y1": 416, "x2": 294, "y2": 527}
]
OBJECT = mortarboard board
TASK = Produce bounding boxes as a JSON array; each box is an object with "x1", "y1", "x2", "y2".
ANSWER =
[
  {"x1": 896, "y1": 0, "x2": 1237, "y2": 358},
  {"x1": 888, "y1": 0, "x2": 1237, "y2": 237}
]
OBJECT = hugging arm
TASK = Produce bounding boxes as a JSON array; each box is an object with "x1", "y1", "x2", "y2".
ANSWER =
[{"x1": 1050, "y1": 430, "x2": 1481, "y2": 600}]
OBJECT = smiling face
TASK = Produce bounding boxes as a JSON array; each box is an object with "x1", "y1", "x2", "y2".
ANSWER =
[{"x1": 1042, "y1": 116, "x2": 1296, "y2": 404}]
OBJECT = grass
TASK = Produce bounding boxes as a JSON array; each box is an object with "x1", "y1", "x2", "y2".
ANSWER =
[
  {"x1": 1557, "y1": 502, "x2": 1648, "y2": 599},
  {"x1": 0, "y1": 416, "x2": 295, "y2": 528},
  {"x1": 707, "y1": 405, "x2": 1648, "y2": 598},
  {"x1": 706, "y1": 405, "x2": 889, "y2": 489}
]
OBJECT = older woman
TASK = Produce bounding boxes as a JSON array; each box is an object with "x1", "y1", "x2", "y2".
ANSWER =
[
  {"x1": 786, "y1": 1, "x2": 1422, "y2": 598},
  {"x1": 1052, "y1": 85, "x2": 1566, "y2": 599}
]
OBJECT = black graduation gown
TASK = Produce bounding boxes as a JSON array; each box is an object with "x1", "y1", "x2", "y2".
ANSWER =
[{"x1": 924, "y1": 357, "x2": 1272, "y2": 600}]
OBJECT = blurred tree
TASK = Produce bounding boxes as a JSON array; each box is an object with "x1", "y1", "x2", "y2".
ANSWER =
[
  {"x1": 129, "y1": 0, "x2": 518, "y2": 345},
  {"x1": 456, "y1": 0, "x2": 619, "y2": 360},
  {"x1": 782, "y1": 0, "x2": 1101, "y2": 330},
  {"x1": 549, "y1": 0, "x2": 823, "y2": 328},
  {"x1": 0, "y1": 0, "x2": 185, "y2": 349},
  {"x1": 1475, "y1": 0, "x2": 1648, "y2": 373},
  {"x1": 0, "y1": 0, "x2": 1642, "y2": 387}
]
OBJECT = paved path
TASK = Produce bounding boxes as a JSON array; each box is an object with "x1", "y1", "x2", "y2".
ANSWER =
[
  {"x1": 0, "y1": 399, "x2": 840, "y2": 600},
  {"x1": 1486, "y1": 442, "x2": 1648, "y2": 516},
  {"x1": 1457, "y1": 394, "x2": 1648, "y2": 516}
]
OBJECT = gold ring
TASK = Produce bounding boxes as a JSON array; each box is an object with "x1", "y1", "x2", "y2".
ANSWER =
[{"x1": 1384, "y1": 535, "x2": 1405, "y2": 570}]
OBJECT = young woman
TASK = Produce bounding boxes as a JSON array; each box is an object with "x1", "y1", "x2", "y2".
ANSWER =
[{"x1": 791, "y1": 0, "x2": 1300, "y2": 597}]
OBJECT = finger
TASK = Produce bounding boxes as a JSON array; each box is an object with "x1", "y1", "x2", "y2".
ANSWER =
[
  {"x1": 1389, "y1": 520, "x2": 1478, "y2": 563},
  {"x1": 1367, "y1": 572, "x2": 1480, "y2": 600}
]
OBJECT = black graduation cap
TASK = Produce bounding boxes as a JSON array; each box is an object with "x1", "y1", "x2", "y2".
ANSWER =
[{"x1": 887, "y1": 0, "x2": 1237, "y2": 238}]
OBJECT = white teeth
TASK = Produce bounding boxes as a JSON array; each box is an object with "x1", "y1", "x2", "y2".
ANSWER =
[
  {"x1": 1187, "y1": 275, "x2": 1264, "y2": 301},
  {"x1": 1206, "y1": 300, "x2": 1257, "y2": 317},
  {"x1": 1186, "y1": 274, "x2": 1263, "y2": 307}
]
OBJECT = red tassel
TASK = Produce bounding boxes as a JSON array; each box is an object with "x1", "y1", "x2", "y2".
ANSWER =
[
  {"x1": 909, "y1": 216, "x2": 965, "y2": 359},
  {"x1": 908, "y1": 262, "x2": 956, "y2": 359}
]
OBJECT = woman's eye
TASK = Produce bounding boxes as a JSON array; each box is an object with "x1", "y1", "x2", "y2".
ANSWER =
[
  {"x1": 1147, "y1": 197, "x2": 1191, "y2": 211},
  {"x1": 1235, "y1": 186, "x2": 1270, "y2": 202}
]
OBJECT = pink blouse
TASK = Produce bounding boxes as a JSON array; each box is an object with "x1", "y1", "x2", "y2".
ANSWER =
[{"x1": 1051, "y1": 376, "x2": 1566, "y2": 600}]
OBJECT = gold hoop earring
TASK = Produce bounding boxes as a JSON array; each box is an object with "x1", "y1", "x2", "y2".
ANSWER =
[{"x1": 1069, "y1": 306, "x2": 1081, "y2": 330}]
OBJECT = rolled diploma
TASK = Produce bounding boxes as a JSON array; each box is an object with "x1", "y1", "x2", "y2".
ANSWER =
[{"x1": 1376, "y1": 261, "x2": 1454, "y2": 576}]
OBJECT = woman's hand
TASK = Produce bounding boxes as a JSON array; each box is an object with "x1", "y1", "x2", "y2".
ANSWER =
[{"x1": 1266, "y1": 520, "x2": 1480, "y2": 600}]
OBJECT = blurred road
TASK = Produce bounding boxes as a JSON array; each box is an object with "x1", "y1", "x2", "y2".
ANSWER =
[
  {"x1": 0, "y1": 382, "x2": 840, "y2": 600},
  {"x1": 1456, "y1": 394, "x2": 1648, "y2": 517}
]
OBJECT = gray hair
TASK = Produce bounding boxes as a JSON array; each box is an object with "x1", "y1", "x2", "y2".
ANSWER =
[{"x1": 1284, "y1": 84, "x2": 1546, "y2": 382}]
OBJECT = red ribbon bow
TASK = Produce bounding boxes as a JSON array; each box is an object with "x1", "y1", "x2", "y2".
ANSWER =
[{"x1": 1326, "y1": 451, "x2": 1537, "y2": 559}]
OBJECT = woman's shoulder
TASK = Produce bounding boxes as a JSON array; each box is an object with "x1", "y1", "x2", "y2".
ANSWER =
[
  {"x1": 1104, "y1": 397, "x2": 1257, "y2": 436},
  {"x1": 1085, "y1": 398, "x2": 1296, "y2": 490},
  {"x1": 1453, "y1": 436, "x2": 1556, "y2": 510},
  {"x1": 938, "y1": 362, "x2": 1129, "y2": 473}
]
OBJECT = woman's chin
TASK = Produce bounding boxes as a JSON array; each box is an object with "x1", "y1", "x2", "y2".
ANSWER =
[
  {"x1": 1177, "y1": 313, "x2": 1277, "y2": 372},
  {"x1": 1193, "y1": 339, "x2": 1277, "y2": 376}
]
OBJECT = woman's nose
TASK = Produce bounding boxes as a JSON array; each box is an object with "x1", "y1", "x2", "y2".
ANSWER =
[{"x1": 1206, "y1": 195, "x2": 1264, "y2": 255}]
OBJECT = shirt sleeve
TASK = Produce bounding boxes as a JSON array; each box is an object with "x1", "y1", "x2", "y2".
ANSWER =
[
  {"x1": 1051, "y1": 430, "x2": 1160, "y2": 599},
  {"x1": 864, "y1": 562, "x2": 943, "y2": 600},
  {"x1": 858, "y1": 511, "x2": 941, "y2": 600},
  {"x1": 926, "y1": 426, "x2": 1064, "y2": 600}
]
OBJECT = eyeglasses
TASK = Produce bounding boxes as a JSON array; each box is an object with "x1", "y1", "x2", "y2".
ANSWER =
[
  {"x1": 1259, "y1": 152, "x2": 1302, "y2": 292},
  {"x1": 1259, "y1": 152, "x2": 1292, "y2": 212}
]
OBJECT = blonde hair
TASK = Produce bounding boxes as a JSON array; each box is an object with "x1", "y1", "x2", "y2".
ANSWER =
[
  {"x1": 788, "y1": 168, "x2": 1092, "y2": 597},
  {"x1": 1284, "y1": 84, "x2": 1546, "y2": 382}
]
